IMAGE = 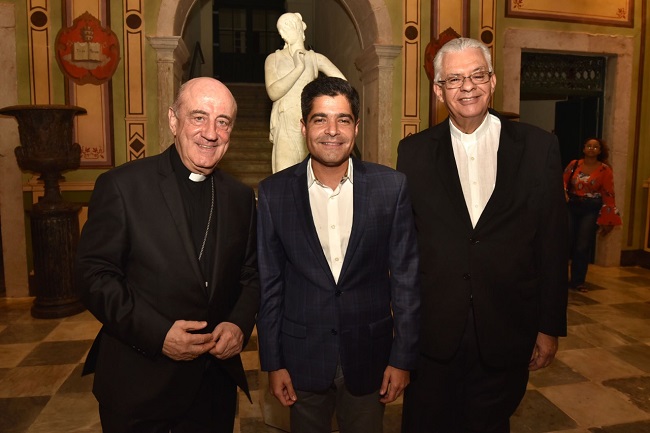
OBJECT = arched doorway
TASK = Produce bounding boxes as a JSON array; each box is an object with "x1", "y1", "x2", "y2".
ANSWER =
[{"x1": 149, "y1": 0, "x2": 400, "y2": 166}]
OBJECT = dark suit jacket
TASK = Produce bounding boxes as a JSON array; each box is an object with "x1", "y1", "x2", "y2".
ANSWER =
[
  {"x1": 397, "y1": 111, "x2": 568, "y2": 368},
  {"x1": 76, "y1": 146, "x2": 259, "y2": 418},
  {"x1": 256, "y1": 157, "x2": 420, "y2": 396}
]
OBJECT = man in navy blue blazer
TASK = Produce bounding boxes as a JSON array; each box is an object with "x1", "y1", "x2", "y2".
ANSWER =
[{"x1": 257, "y1": 76, "x2": 420, "y2": 433}]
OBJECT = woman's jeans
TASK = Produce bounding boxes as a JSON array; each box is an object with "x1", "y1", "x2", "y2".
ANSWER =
[{"x1": 567, "y1": 196, "x2": 602, "y2": 287}]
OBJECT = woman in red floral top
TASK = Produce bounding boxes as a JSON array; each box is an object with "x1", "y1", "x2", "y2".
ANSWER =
[{"x1": 563, "y1": 138, "x2": 622, "y2": 292}]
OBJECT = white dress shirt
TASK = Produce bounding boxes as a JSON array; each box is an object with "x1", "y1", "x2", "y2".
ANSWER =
[
  {"x1": 450, "y1": 113, "x2": 501, "y2": 227},
  {"x1": 307, "y1": 158, "x2": 354, "y2": 283}
]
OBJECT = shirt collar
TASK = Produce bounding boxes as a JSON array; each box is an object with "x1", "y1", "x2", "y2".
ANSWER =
[
  {"x1": 307, "y1": 157, "x2": 354, "y2": 188},
  {"x1": 450, "y1": 113, "x2": 492, "y2": 144},
  {"x1": 188, "y1": 173, "x2": 207, "y2": 182}
]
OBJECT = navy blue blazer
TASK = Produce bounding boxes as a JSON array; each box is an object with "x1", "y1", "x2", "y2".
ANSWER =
[
  {"x1": 397, "y1": 110, "x2": 568, "y2": 368},
  {"x1": 256, "y1": 157, "x2": 420, "y2": 395}
]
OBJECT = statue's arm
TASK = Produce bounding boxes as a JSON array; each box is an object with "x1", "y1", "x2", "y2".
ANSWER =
[
  {"x1": 265, "y1": 50, "x2": 306, "y2": 102},
  {"x1": 315, "y1": 53, "x2": 346, "y2": 80}
]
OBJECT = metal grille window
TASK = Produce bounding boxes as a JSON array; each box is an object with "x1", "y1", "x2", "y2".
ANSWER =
[
  {"x1": 213, "y1": 1, "x2": 284, "y2": 82},
  {"x1": 219, "y1": 8, "x2": 247, "y2": 53},
  {"x1": 521, "y1": 53, "x2": 606, "y2": 98},
  {"x1": 252, "y1": 9, "x2": 282, "y2": 53}
]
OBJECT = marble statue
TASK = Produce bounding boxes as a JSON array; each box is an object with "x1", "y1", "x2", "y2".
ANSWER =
[{"x1": 265, "y1": 12, "x2": 346, "y2": 173}]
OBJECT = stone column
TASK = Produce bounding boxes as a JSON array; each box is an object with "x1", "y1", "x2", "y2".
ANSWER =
[
  {"x1": 147, "y1": 36, "x2": 189, "y2": 152},
  {"x1": 356, "y1": 44, "x2": 401, "y2": 167}
]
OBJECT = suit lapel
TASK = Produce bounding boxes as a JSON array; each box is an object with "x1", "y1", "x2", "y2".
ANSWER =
[
  {"x1": 208, "y1": 170, "x2": 231, "y2": 302},
  {"x1": 475, "y1": 116, "x2": 524, "y2": 231},
  {"x1": 339, "y1": 159, "x2": 367, "y2": 281},
  {"x1": 291, "y1": 161, "x2": 336, "y2": 284},
  {"x1": 158, "y1": 150, "x2": 205, "y2": 292},
  {"x1": 432, "y1": 123, "x2": 473, "y2": 229}
]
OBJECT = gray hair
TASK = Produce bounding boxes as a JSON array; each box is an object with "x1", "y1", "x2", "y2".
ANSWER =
[{"x1": 433, "y1": 38, "x2": 493, "y2": 82}]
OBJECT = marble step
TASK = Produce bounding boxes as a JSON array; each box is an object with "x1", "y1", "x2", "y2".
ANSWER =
[
  {"x1": 229, "y1": 141, "x2": 271, "y2": 152},
  {"x1": 219, "y1": 159, "x2": 271, "y2": 172},
  {"x1": 217, "y1": 171, "x2": 271, "y2": 190},
  {"x1": 233, "y1": 118, "x2": 271, "y2": 131},
  {"x1": 222, "y1": 147, "x2": 272, "y2": 160},
  {"x1": 223, "y1": 83, "x2": 275, "y2": 191}
]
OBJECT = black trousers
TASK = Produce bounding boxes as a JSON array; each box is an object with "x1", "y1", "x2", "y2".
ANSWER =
[
  {"x1": 99, "y1": 362, "x2": 237, "y2": 433},
  {"x1": 567, "y1": 196, "x2": 602, "y2": 287},
  {"x1": 401, "y1": 309, "x2": 529, "y2": 433}
]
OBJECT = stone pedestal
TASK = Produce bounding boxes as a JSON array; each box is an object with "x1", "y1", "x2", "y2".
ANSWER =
[
  {"x1": 29, "y1": 201, "x2": 83, "y2": 318},
  {"x1": 0, "y1": 104, "x2": 86, "y2": 318}
]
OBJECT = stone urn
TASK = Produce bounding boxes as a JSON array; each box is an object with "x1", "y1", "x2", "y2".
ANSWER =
[{"x1": 0, "y1": 104, "x2": 87, "y2": 318}]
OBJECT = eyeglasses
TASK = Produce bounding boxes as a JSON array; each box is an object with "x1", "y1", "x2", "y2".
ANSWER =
[
  {"x1": 436, "y1": 71, "x2": 493, "y2": 89},
  {"x1": 585, "y1": 145, "x2": 600, "y2": 149}
]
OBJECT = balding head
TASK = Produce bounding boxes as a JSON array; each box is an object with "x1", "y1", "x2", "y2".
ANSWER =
[{"x1": 168, "y1": 77, "x2": 238, "y2": 175}]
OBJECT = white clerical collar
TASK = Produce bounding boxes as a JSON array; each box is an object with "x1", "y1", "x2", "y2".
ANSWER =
[{"x1": 189, "y1": 173, "x2": 207, "y2": 182}]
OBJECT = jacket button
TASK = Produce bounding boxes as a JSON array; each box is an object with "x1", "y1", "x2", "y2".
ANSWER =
[
  {"x1": 463, "y1": 273, "x2": 471, "y2": 280},
  {"x1": 470, "y1": 237, "x2": 479, "y2": 244},
  {"x1": 331, "y1": 329, "x2": 338, "y2": 335},
  {"x1": 335, "y1": 290, "x2": 342, "y2": 297}
]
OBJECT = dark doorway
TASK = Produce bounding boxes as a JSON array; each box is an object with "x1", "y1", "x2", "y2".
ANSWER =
[
  {"x1": 520, "y1": 52, "x2": 606, "y2": 168},
  {"x1": 213, "y1": 0, "x2": 284, "y2": 83},
  {"x1": 554, "y1": 96, "x2": 602, "y2": 168}
]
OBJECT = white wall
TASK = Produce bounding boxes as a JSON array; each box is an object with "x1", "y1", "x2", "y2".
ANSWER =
[{"x1": 519, "y1": 99, "x2": 563, "y2": 134}]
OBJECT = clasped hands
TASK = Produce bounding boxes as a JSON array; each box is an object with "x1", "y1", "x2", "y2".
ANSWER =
[{"x1": 162, "y1": 320, "x2": 243, "y2": 361}]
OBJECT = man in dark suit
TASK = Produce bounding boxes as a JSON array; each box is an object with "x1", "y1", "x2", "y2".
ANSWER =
[
  {"x1": 398, "y1": 38, "x2": 568, "y2": 432},
  {"x1": 76, "y1": 77, "x2": 259, "y2": 433},
  {"x1": 256, "y1": 76, "x2": 420, "y2": 433}
]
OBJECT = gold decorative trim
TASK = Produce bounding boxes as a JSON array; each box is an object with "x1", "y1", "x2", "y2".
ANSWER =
[
  {"x1": 402, "y1": 0, "x2": 420, "y2": 137},
  {"x1": 506, "y1": 0, "x2": 633, "y2": 28},
  {"x1": 124, "y1": 1, "x2": 147, "y2": 160},
  {"x1": 127, "y1": 118, "x2": 147, "y2": 160},
  {"x1": 480, "y1": 0, "x2": 496, "y2": 63},
  {"x1": 63, "y1": 0, "x2": 115, "y2": 168},
  {"x1": 27, "y1": 1, "x2": 52, "y2": 104},
  {"x1": 429, "y1": 0, "x2": 468, "y2": 126},
  {"x1": 481, "y1": 0, "x2": 496, "y2": 109}
]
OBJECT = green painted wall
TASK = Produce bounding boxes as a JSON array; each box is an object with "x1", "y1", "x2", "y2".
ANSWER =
[{"x1": 7, "y1": 0, "x2": 649, "y2": 255}]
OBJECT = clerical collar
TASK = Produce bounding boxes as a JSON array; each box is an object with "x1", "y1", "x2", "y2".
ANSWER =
[
  {"x1": 169, "y1": 145, "x2": 210, "y2": 183},
  {"x1": 189, "y1": 173, "x2": 207, "y2": 182}
]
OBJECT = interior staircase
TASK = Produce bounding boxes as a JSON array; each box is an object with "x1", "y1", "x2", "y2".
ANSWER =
[{"x1": 219, "y1": 83, "x2": 273, "y2": 193}]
